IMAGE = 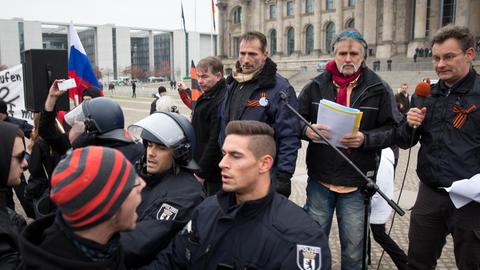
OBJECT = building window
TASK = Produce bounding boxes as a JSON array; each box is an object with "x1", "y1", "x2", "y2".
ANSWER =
[
  {"x1": 346, "y1": 18, "x2": 355, "y2": 29},
  {"x1": 287, "y1": 27, "x2": 295, "y2": 55},
  {"x1": 306, "y1": 0, "x2": 314, "y2": 13},
  {"x1": 233, "y1": 37, "x2": 240, "y2": 56},
  {"x1": 326, "y1": 0, "x2": 334, "y2": 10},
  {"x1": 269, "y1": 4, "x2": 277, "y2": 19},
  {"x1": 325, "y1": 22, "x2": 336, "y2": 53},
  {"x1": 441, "y1": 0, "x2": 455, "y2": 26},
  {"x1": 287, "y1": 1, "x2": 294, "y2": 16},
  {"x1": 305, "y1": 25, "x2": 314, "y2": 54},
  {"x1": 348, "y1": 0, "x2": 356, "y2": 7},
  {"x1": 233, "y1": 7, "x2": 242, "y2": 24},
  {"x1": 270, "y1": 29, "x2": 277, "y2": 55}
]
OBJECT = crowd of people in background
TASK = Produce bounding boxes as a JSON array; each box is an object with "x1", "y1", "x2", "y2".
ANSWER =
[{"x1": 0, "y1": 24, "x2": 479, "y2": 270}]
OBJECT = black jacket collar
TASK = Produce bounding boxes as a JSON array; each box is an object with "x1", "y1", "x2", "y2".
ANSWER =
[
  {"x1": 216, "y1": 183, "x2": 275, "y2": 219},
  {"x1": 436, "y1": 68, "x2": 477, "y2": 95}
]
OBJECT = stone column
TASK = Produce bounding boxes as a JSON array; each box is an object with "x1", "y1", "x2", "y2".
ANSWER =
[
  {"x1": 313, "y1": 0, "x2": 323, "y2": 55},
  {"x1": 148, "y1": 30, "x2": 154, "y2": 72},
  {"x1": 240, "y1": 2, "x2": 247, "y2": 34},
  {"x1": 294, "y1": 0, "x2": 302, "y2": 55},
  {"x1": 363, "y1": 0, "x2": 377, "y2": 48},
  {"x1": 354, "y1": 0, "x2": 365, "y2": 33},
  {"x1": 376, "y1": 0, "x2": 394, "y2": 58},
  {"x1": 336, "y1": 0, "x2": 344, "y2": 32},
  {"x1": 276, "y1": 0, "x2": 285, "y2": 56},
  {"x1": 455, "y1": 0, "x2": 470, "y2": 27},
  {"x1": 413, "y1": 0, "x2": 427, "y2": 40},
  {"x1": 217, "y1": 1, "x2": 228, "y2": 58}
]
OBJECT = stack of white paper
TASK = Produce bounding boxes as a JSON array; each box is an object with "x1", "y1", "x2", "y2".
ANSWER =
[{"x1": 316, "y1": 99, "x2": 363, "y2": 148}]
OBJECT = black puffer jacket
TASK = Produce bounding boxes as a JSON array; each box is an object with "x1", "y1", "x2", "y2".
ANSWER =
[
  {"x1": 191, "y1": 79, "x2": 226, "y2": 184},
  {"x1": 396, "y1": 69, "x2": 480, "y2": 188},
  {"x1": 121, "y1": 167, "x2": 205, "y2": 269},
  {"x1": 298, "y1": 67, "x2": 402, "y2": 187}
]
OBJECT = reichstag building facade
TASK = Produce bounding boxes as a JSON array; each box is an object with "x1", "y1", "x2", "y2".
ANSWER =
[{"x1": 216, "y1": 0, "x2": 479, "y2": 70}]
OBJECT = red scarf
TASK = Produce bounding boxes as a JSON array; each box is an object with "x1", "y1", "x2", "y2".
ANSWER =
[{"x1": 325, "y1": 61, "x2": 362, "y2": 106}]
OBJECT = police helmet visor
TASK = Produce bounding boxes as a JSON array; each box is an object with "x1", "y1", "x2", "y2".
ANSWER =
[
  {"x1": 64, "y1": 103, "x2": 86, "y2": 127},
  {"x1": 128, "y1": 112, "x2": 185, "y2": 148}
]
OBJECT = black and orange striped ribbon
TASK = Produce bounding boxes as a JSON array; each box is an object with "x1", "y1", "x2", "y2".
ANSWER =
[
  {"x1": 452, "y1": 104, "x2": 477, "y2": 129},
  {"x1": 247, "y1": 92, "x2": 267, "y2": 108}
]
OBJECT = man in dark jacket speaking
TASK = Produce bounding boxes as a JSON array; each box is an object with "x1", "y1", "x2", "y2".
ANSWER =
[
  {"x1": 395, "y1": 25, "x2": 480, "y2": 269},
  {"x1": 147, "y1": 120, "x2": 330, "y2": 269},
  {"x1": 219, "y1": 31, "x2": 300, "y2": 198},
  {"x1": 298, "y1": 28, "x2": 401, "y2": 269}
]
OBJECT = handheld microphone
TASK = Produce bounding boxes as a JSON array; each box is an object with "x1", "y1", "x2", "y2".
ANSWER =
[
  {"x1": 412, "y1": 82, "x2": 431, "y2": 129},
  {"x1": 413, "y1": 82, "x2": 431, "y2": 108}
]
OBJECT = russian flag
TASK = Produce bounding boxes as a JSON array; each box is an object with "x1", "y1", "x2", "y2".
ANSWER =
[{"x1": 68, "y1": 23, "x2": 101, "y2": 103}]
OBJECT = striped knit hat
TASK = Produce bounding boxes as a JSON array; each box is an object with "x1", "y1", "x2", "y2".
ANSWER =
[{"x1": 50, "y1": 146, "x2": 137, "y2": 231}]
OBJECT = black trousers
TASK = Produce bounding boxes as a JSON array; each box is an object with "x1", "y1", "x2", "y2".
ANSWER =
[
  {"x1": 408, "y1": 183, "x2": 480, "y2": 269},
  {"x1": 370, "y1": 223, "x2": 407, "y2": 270}
]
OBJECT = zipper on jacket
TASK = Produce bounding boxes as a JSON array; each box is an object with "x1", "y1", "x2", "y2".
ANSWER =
[{"x1": 350, "y1": 82, "x2": 382, "y2": 107}]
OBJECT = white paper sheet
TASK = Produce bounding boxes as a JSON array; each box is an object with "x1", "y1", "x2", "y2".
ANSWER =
[
  {"x1": 443, "y1": 173, "x2": 480, "y2": 208},
  {"x1": 316, "y1": 99, "x2": 363, "y2": 148}
]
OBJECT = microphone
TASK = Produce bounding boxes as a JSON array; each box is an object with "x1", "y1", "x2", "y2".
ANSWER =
[
  {"x1": 412, "y1": 82, "x2": 431, "y2": 129},
  {"x1": 413, "y1": 82, "x2": 431, "y2": 108}
]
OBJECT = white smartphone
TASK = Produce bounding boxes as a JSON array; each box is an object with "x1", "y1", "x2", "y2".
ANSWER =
[{"x1": 58, "y1": 78, "x2": 77, "y2": 91}]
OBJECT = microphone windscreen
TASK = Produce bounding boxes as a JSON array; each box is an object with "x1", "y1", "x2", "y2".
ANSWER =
[{"x1": 415, "y1": 82, "x2": 431, "y2": 97}]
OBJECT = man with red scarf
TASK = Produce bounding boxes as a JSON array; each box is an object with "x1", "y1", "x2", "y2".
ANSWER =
[{"x1": 298, "y1": 29, "x2": 401, "y2": 269}]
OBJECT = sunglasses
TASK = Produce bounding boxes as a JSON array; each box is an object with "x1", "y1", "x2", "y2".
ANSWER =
[{"x1": 11, "y1": 150, "x2": 27, "y2": 162}]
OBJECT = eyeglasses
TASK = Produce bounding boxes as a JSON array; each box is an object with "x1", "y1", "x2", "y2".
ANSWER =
[
  {"x1": 432, "y1": 51, "x2": 464, "y2": 64},
  {"x1": 11, "y1": 150, "x2": 27, "y2": 162}
]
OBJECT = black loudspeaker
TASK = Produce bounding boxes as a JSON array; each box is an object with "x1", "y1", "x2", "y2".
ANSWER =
[{"x1": 22, "y1": 49, "x2": 70, "y2": 112}]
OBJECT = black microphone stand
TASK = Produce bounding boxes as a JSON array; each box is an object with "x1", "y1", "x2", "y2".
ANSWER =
[{"x1": 279, "y1": 92, "x2": 404, "y2": 270}]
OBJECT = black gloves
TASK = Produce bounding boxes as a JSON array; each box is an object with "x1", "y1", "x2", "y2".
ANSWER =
[{"x1": 275, "y1": 171, "x2": 292, "y2": 198}]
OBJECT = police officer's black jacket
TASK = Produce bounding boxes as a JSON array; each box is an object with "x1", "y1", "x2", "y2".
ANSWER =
[
  {"x1": 396, "y1": 69, "x2": 480, "y2": 188},
  {"x1": 191, "y1": 78, "x2": 226, "y2": 184},
  {"x1": 146, "y1": 185, "x2": 331, "y2": 269},
  {"x1": 121, "y1": 167, "x2": 205, "y2": 269},
  {"x1": 299, "y1": 66, "x2": 402, "y2": 187}
]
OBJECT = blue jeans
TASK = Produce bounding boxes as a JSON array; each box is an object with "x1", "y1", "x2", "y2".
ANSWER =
[{"x1": 305, "y1": 179, "x2": 366, "y2": 270}]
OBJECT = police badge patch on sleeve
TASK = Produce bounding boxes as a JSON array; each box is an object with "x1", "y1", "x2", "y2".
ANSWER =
[
  {"x1": 156, "y1": 203, "x2": 179, "y2": 221},
  {"x1": 296, "y1": 244, "x2": 321, "y2": 270}
]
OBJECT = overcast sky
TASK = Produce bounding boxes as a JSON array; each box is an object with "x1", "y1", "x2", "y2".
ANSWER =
[{"x1": 0, "y1": 0, "x2": 217, "y2": 33}]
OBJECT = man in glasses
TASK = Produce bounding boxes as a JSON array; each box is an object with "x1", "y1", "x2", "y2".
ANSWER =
[
  {"x1": 298, "y1": 28, "x2": 401, "y2": 269},
  {"x1": 0, "y1": 121, "x2": 28, "y2": 268},
  {"x1": 395, "y1": 25, "x2": 480, "y2": 269},
  {"x1": 18, "y1": 146, "x2": 146, "y2": 269}
]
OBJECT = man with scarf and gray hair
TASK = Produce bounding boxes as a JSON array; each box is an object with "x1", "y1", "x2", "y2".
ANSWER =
[
  {"x1": 298, "y1": 28, "x2": 401, "y2": 269},
  {"x1": 218, "y1": 31, "x2": 300, "y2": 198}
]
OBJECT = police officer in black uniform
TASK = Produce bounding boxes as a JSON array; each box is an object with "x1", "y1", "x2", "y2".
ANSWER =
[
  {"x1": 121, "y1": 112, "x2": 205, "y2": 269},
  {"x1": 40, "y1": 80, "x2": 144, "y2": 164},
  {"x1": 146, "y1": 120, "x2": 331, "y2": 270}
]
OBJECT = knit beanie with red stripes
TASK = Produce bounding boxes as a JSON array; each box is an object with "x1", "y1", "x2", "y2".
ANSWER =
[{"x1": 50, "y1": 146, "x2": 137, "y2": 231}]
